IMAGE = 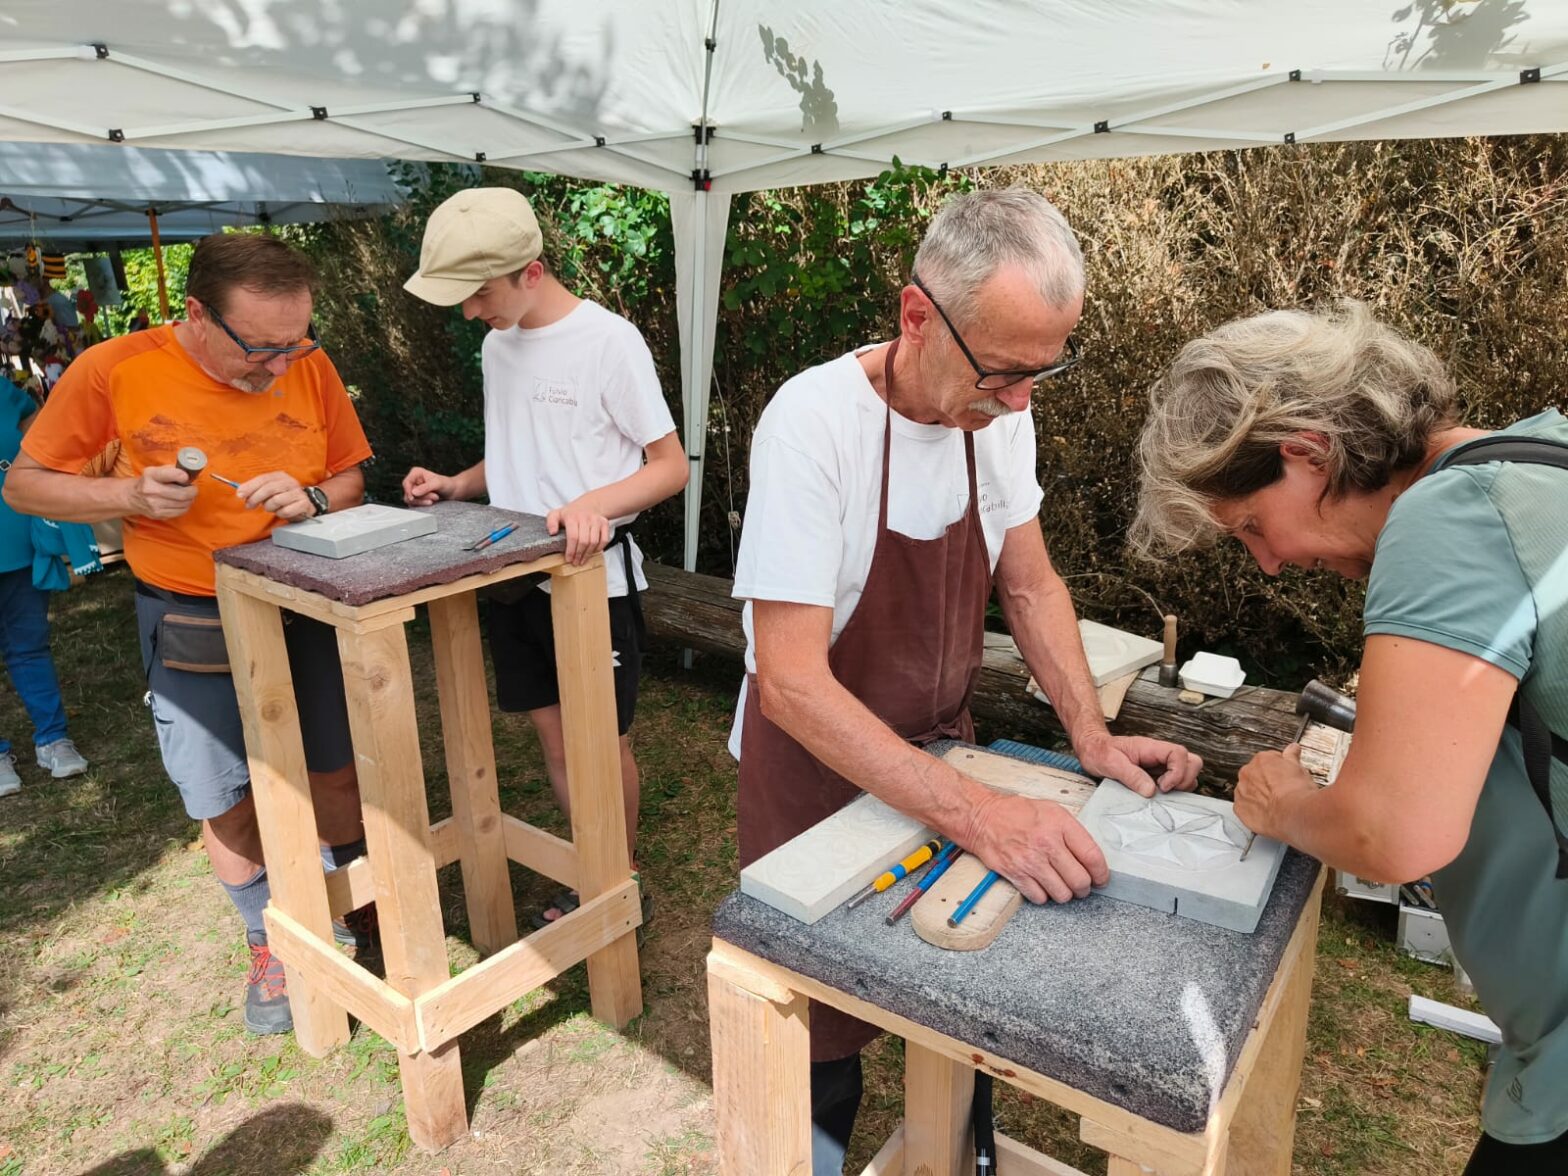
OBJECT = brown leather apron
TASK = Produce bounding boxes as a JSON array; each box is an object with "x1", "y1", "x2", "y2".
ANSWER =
[{"x1": 737, "y1": 340, "x2": 995, "y2": 1060}]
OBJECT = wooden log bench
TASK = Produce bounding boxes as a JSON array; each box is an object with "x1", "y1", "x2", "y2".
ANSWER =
[{"x1": 643, "y1": 561, "x2": 1340, "y2": 785}]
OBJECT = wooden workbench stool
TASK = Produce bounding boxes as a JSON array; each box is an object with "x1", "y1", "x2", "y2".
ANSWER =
[
  {"x1": 708, "y1": 870, "x2": 1320, "y2": 1175},
  {"x1": 213, "y1": 504, "x2": 642, "y2": 1152},
  {"x1": 706, "y1": 736, "x2": 1336, "y2": 1176}
]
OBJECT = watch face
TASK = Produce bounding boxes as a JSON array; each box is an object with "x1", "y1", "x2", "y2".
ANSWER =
[{"x1": 307, "y1": 487, "x2": 328, "y2": 515}]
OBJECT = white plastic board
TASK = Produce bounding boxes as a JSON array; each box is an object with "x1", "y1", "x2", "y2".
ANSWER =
[{"x1": 1409, "y1": 995, "x2": 1501, "y2": 1044}]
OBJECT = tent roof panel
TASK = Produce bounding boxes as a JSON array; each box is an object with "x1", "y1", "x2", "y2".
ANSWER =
[
  {"x1": 1, "y1": 1, "x2": 1565, "y2": 195},
  {"x1": 0, "y1": 141, "x2": 400, "y2": 204}
]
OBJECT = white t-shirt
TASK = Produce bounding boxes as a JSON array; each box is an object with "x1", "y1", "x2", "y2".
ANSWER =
[
  {"x1": 727, "y1": 346, "x2": 1045, "y2": 755},
  {"x1": 482, "y1": 300, "x2": 676, "y2": 596}
]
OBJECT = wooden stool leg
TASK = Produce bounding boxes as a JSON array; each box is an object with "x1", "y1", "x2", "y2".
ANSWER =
[
  {"x1": 338, "y1": 622, "x2": 466, "y2": 1152},
  {"x1": 707, "y1": 955, "x2": 812, "y2": 1175},
  {"x1": 1223, "y1": 895, "x2": 1320, "y2": 1176},
  {"x1": 549, "y1": 561, "x2": 642, "y2": 1028},
  {"x1": 905, "y1": 1041, "x2": 975, "y2": 1175},
  {"x1": 217, "y1": 580, "x2": 349, "y2": 1056},
  {"x1": 428, "y1": 593, "x2": 517, "y2": 955}
]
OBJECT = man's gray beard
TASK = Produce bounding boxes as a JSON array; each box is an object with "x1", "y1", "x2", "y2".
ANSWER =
[{"x1": 968, "y1": 396, "x2": 1014, "y2": 418}]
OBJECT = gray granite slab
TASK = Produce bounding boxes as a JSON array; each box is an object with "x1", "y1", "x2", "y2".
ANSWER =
[
  {"x1": 713, "y1": 766, "x2": 1320, "y2": 1131},
  {"x1": 215, "y1": 500, "x2": 566, "y2": 606}
]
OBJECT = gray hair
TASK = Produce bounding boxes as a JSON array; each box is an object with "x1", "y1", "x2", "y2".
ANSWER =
[
  {"x1": 914, "y1": 188, "x2": 1085, "y2": 325},
  {"x1": 1129, "y1": 300, "x2": 1459, "y2": 557}
]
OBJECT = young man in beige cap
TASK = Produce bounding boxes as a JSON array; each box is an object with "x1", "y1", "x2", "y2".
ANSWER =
[{"x1": 402, "y1": 187, "x2": 686, "y2": 926}]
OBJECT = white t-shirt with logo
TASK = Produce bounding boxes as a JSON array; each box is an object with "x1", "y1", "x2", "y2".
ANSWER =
[
  {"x1": 481, "y1": 300, "x2": 676, "y2": 597},
  {"x1": 727, "y1": 345, "x2": 1045, "y2": 755}
]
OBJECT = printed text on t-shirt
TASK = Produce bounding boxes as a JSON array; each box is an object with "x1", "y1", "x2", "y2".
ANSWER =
[{"x1": 532, "y1": 378, "x2": 579, "y2": 408}]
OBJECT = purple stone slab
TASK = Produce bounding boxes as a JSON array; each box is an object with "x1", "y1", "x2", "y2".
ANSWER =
[{"x1": 215, "y1": 500, "x2": 566, "y2": 606}]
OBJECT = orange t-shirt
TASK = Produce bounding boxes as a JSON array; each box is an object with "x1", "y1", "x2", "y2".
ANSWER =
[{"x1": 23, "y1": 325, "x2": 373, "y2": 596}]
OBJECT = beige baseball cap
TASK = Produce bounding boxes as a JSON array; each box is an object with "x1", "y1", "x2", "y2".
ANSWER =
[{"x1": 403, "y1": 187, "x2": 543, "y2": 306}]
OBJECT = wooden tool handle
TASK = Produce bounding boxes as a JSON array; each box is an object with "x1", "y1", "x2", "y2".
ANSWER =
[
  {"x1": 1162, "y1": 614, "x2": 1178, "y2": 664},
  {"x1": 912, "y1": 854, "x2": 1022, "y2": 951}
]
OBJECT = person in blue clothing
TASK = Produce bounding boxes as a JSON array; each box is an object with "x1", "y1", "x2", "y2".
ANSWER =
[
  {"x1": 0, "y1": 378, "x2": 88, "y2": 797},
  {"x1": 1131, "y1": 300, "x2": 1568, "y2": 1176}
]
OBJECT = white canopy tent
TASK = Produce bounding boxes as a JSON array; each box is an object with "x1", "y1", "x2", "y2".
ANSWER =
[
  {"x1": 1, "y1": 140, "x2": 402, "y2": 251},
  {"x1": 3, "y1": 0, "x2": 1566, "y2": 570}
]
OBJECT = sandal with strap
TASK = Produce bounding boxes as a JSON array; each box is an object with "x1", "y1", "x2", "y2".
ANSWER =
[{"x1": 530, "y1": 889, "x2": 580, "y2": 930}]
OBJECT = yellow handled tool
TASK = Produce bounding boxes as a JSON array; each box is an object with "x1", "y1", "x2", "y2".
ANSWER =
[{"x1": 845, "y1": 839, "x2": 943, "y2": 910}]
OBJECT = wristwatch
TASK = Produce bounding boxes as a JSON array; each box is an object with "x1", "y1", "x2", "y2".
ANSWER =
[{"x1": 304, "y1": 485, "x2": 330, "y2": 517}]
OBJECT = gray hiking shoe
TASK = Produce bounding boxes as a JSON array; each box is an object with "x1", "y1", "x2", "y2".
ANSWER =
[
  {"x1": 244, "y1": 932, "x2": 294, "y2": 1035},
  {"x1": 0, "y1": 753, "x2": 19, "y2": 798},
  {"x1": 36, "y1": 739, "x2": 88, "y2": 779}
]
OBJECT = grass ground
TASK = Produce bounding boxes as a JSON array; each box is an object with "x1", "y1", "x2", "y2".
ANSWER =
[{"x1": 1, "y1": 571, "x2": 1489, "y2": 1175}]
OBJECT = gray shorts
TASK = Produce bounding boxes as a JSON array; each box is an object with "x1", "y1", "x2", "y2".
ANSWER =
[{"x1": 134, "y1": 583, "x2": 355, "y2": 821}]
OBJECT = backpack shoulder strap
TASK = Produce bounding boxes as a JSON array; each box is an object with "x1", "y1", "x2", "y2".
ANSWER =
[
  {"x1": 1424, "y1": 432, "x2": 1568, "y2": 878},
  {"x1": 1433, "y1": 434, "x2": 1568, "y2": 474},
  {"x1": 1512, "y1": 695, "x2": 1568, "y2": 880}
]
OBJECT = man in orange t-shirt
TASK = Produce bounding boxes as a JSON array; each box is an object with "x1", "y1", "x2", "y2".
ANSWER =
[{"x1": 5, "y1": 233, "x2": 374, "y2": 1036}]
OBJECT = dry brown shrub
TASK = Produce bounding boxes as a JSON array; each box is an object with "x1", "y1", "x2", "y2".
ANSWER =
[
  {"x1": 998, "y1": 137, "x2": 1568, "y2": 681},
  {"x1": 302, "y1": 138, "x2": 1568, "y2": 681}
]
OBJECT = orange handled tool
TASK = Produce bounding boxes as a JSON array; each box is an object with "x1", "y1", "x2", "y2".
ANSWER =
[{"x1": 845, "y1": 839, "x2": 943, "y2": 910}]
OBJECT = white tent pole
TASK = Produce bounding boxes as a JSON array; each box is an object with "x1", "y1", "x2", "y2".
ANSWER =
[
  {"x1": 679, "y1": 0, "x2": 725, "y2": 580},
  {"x1": 1295, "y1": 63, "x2": 1568, "y2": 142},
  {"x1": 0, "y1": 48, "x2": 79, "y2": 64},
  {"x1": 674, "y1": 188, "x2": 731, "y2": 576},
  {"x1": 0, "y1": 103, "x2": 109, "y2": 141}
]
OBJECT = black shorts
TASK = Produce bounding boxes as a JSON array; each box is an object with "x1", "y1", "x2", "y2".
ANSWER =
[{"x1": 485, "y1": 586, "x2": 645, "y2": 736}]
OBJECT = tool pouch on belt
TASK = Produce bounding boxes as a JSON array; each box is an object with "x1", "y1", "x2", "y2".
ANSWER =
[{"x1": 157, "y1": 611, "x2": 231, "y2": 674}]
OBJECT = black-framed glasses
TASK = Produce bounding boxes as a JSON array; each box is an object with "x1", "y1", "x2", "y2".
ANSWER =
[
  {"x1": 911, "y1": 273, "x2": 1080, "y2": 391},
  {"x1": 204, "y1": 303, "x2": 320, "y2": 365}
]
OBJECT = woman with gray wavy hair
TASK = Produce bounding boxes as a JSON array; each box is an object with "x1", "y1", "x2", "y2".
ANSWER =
[{"x1": 1133, "y1": 300, "x2": 1568, "y2": 1174}]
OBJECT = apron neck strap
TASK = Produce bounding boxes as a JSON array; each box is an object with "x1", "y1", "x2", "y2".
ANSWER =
[{"x1": 880, "y1": 339, "x2": 900, "y2": 532}]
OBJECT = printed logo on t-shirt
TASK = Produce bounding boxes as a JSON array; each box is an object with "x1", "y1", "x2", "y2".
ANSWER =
[
  {"x1": 1506, "y1": 1075, "x2": 1530, "y2": 1112},
  {"x1": 978, "y1": 483, "x2": 1009, "y2": 517},
  {"x1": 532, "y1": 377, "x2": 579, "y2": 408}
]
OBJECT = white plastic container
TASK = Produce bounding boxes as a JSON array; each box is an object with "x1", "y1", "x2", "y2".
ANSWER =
[
  {"x1": 1178, "y1": 652, "x2": 1246, "y2": 698},
  {"x1": 1335, "y1": 869, "x2": 1399, "y2": 905},
  {"x1": 1398, "y1": 903, "x2": 1453, "y2": 966}
]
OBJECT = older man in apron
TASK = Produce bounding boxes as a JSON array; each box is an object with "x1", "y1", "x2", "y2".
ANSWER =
[{"x1": 729, "y1": 189, "x2": 1204, "y2": 1174}]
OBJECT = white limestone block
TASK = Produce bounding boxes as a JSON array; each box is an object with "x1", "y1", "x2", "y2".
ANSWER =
[
  {"x1": 1078, "y1": 620, "x2": 1164, "y2": 687},
  {"x1": 1078, "y1": 777, "x2": 1286, "y2": 933},
  {"x1": 271, "y1": 504, "x2": 437, "y2": 559},
  {"x1": 740, "y1": 793, "x2": 931, "y2": 924}
]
